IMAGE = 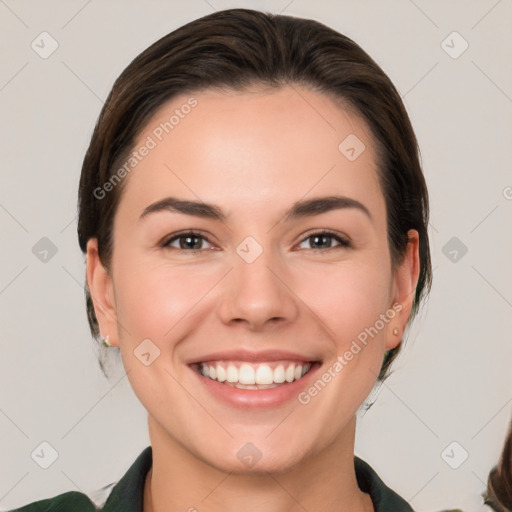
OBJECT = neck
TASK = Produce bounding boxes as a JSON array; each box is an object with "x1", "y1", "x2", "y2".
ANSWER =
[{"x1": 144, "y1": 416, "x2": 373, "y2": 512}]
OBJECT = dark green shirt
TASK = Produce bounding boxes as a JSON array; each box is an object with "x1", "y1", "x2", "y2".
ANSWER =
[{"x1": 8, "y1": 446, "x2": 414, "y2": 511}]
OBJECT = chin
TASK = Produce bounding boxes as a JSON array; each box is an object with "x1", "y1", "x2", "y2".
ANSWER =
[{"x1": 194, "y1": 435, "x2": 314, "y2": 476}]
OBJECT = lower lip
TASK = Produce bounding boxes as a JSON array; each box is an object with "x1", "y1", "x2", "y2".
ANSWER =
[{"x1": 190, "y1": 362, "x2": 322, "y2": 410}]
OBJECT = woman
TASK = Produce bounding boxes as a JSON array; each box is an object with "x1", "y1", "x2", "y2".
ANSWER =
[
  {"x1": 9, "y1": 8, "x2": 431, "y2": 512},
  {"x1": 484, "y1": 420, "x2": 512, "y2": 511}
]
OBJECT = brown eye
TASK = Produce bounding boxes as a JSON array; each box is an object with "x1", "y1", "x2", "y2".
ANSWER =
[
  {"x1": 162, "y1": 231, "x2": 215, "y2": 252},
  {"x1": 297, "y1": 231, "x2": 351, "y2": 251}
]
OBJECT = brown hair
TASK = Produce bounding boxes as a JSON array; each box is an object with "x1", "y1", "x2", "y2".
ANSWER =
[
  {"x1": 485, "y1": 421, "x2": 512, "y2": 511},
  {"x1": 77, "y1": 8, "x2": 432, "y2": 379}
]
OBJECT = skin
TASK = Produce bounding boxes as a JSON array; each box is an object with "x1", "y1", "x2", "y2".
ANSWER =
[{"x1": 87, "y1": 85, "x2": 420, "y2": 512}]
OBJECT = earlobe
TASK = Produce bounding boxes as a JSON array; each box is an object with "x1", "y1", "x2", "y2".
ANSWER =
[
  {"x1": 385, "y1": 229, "x2": 421, "y2": 350},
  {"x1": 86, "y1": 238, "x2": 119, "y2": 347}
]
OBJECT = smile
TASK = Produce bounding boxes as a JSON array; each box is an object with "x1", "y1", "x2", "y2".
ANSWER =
[
  {"x1": 196, "y1": 360, "x2": 313, "y2": 389},
  {"x1": 187, "y1": 349, "x2": 322, "y2": 409}
]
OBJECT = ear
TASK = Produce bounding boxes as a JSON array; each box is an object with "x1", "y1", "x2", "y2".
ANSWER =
[
  {"x1": 385, "y1": 229, "x2": 421, "y2": 350},
  {"x1": 86, "y1": 238, "x2": 119, "y2": 347}
]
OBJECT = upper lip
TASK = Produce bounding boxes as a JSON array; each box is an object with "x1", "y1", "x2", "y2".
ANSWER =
[{"x1": 186, "y1": 349, "x2": 320, "y2": 365}]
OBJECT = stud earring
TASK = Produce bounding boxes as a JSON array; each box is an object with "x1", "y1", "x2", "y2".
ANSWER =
[
  {"x1": 102, "y1": 334, "x2": 112, "y2": 347},
  {"x1": 392, "y1": 327, "x2": 399, "y2": 336}
]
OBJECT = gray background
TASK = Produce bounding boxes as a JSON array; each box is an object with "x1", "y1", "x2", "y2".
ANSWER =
[{"x1": 1, "y1": 0, "x2": 511, "y2": 510}]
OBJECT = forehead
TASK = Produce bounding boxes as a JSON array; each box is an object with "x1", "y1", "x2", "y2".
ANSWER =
[{"x1": 115, "y1": 85, "x2": 385, "y2": 229}]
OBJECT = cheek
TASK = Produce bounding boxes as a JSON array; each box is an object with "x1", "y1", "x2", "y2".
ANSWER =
[
  {"x1": 297, "y1": 259, "x2": 392, "y2": 350},
  {"x1": 112, "y1": 252, "x2": 220, "y2": 344}
]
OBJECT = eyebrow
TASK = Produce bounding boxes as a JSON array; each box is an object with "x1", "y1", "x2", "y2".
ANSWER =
[{"x1": 139, "y1": 195, "x2": 372, "y2": 223}]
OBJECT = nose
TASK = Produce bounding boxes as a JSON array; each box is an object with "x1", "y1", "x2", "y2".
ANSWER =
[{"x1": 217, "y1": 246, "x2": 299, "y2": 331}]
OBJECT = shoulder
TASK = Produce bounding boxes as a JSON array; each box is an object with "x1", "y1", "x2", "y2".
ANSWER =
[
  {"x1": 354, "y1": 456, "x2": 415, "y2": 512},
  {"x1": 7, "y1": 491, "x2": 97, "y2": 512}
]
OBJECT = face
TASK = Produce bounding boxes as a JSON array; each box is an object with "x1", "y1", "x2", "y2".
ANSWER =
[{"x1": 87, "y1": 85, "x2": 419, "y2": 474}]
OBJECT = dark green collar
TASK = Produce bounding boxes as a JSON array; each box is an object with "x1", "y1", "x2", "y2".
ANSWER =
[
  {"x1": 355, "y1": 456, "x2": 415, "y2": 511},
  {"x1": 101, "y1": 445, "x2": 152, "y2": 511}
]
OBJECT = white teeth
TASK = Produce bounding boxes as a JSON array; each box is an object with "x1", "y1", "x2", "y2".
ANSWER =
[
  {"x1": 216, "y1": 365, "x2": 227, "y2": 382},
  {"x1": 273, "y1": 365, "x2": 285, "y2": 383},
  {"x1": 199, "y1": 361, "x2": 312, "y2": 386},
  {"x1": 226, "y1": 365, "x2": 238, "y2": 383},
  {"x1": 255, "y1": 364, "x2": 274, "y2": 385},
  {"x1": 285, "y1": 365, "x2": 295, "y2": 382},
  {"x1": 239, "y1": 364, "x2": 255, "y2": 385}
]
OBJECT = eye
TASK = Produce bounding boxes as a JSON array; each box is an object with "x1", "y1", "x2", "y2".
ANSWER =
[
  {"x1": 161, "y1": 230, "x2": 216, "y2": 252},
  {"x1": 160, "y1": 229, "x2": 351, "y2": 253},
  {"x1": 296, "y1": 230, "x2": 351, "y2": 251}
]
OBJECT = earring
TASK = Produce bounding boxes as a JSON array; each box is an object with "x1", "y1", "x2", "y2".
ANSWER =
[
  {"x1": 392, "y1": 327, "x2": 399, "y2": 336},
  {"x1": 102, "y1": 334, "x2": 112, "y2": 347}
]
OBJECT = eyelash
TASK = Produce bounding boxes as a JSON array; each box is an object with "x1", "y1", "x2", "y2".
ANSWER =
[{"x1": 160, "y1": 229, "x2": 352, "y2": 253}]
